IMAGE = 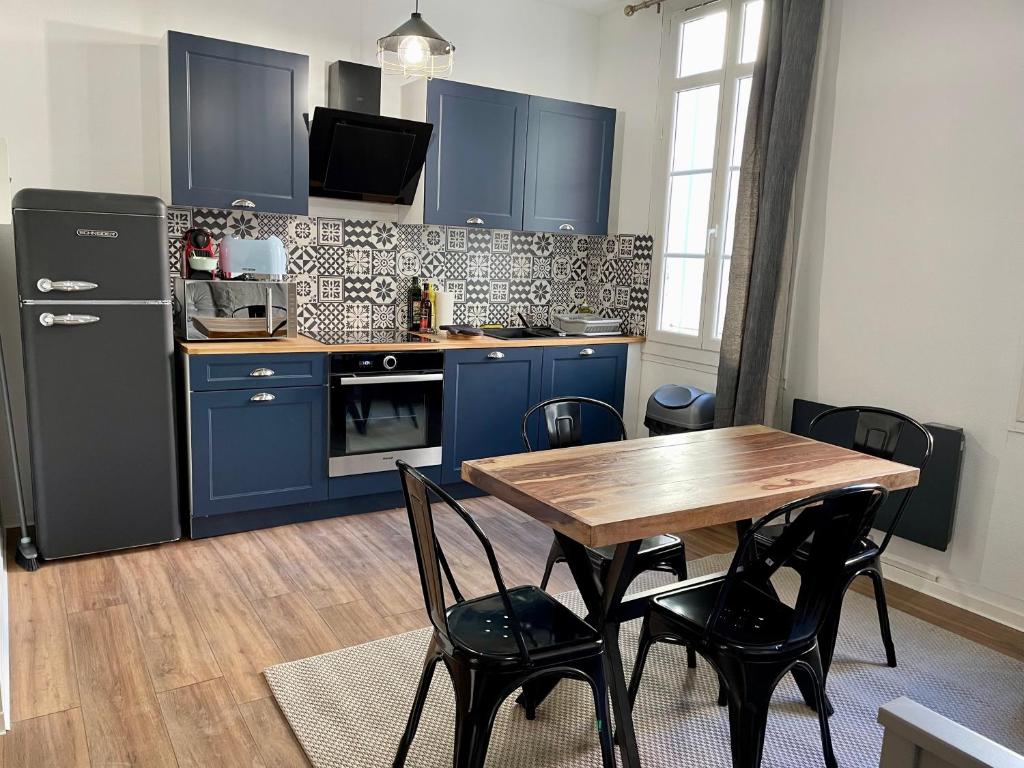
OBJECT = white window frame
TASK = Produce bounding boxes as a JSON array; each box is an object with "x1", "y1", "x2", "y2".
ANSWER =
[{"x1": 647, "y1": 0, "x2": 758, "y2": 352}]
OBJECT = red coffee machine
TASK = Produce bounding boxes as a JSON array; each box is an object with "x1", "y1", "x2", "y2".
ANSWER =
[{"x1": 181, "y1": 228, "x2": 220, "y2": 279}]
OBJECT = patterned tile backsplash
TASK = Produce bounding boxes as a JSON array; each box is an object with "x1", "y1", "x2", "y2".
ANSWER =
[{"x1": 168, "y1": 207, "x2": 652, "y2": 342}]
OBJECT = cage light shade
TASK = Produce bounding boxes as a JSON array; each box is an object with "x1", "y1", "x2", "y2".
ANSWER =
[{"x1": 377, "y1": 12, "x2": 455, "y2": 78}]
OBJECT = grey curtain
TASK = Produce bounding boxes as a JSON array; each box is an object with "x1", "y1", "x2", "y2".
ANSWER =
[{"x1": 715, "y1": 0, "x2": 825, "y2": 428}]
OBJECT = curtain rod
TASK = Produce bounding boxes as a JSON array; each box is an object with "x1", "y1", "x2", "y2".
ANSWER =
[{"x1": 624, "y1": 0, "x2": 721, "y2": 17}]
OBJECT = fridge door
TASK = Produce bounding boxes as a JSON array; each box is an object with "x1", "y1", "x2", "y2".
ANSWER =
[
  {"x1": 13, "y1": 207, "x2": 169, "y2": 302},
  {"x1": 20, "y1": 303, "x2": 181, "y2": 557}
]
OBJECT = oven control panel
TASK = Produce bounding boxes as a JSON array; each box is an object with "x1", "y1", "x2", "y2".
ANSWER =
[{"x1": 331, "y1": 351, "x2": 445, "y2": 375}]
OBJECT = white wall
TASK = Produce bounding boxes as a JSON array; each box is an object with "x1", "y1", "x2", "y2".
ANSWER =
[
  {"x1": 0, "y1": 0, "x2": 602, "y2": 201},
  {"x1": 785, "y1": 0, "x2": 1024, "y2": 627}
]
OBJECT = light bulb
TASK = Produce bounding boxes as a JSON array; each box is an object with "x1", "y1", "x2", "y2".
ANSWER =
[{"x1": 398, "y1": 36, "x2": 429, "y2": 66}]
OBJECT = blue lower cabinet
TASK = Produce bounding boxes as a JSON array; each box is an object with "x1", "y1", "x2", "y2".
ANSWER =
[
  {"x1": 537, "y1": 344, "x2": 628, "y2": 447},
  {"x1": 190, "y1": 385, "x2": 327, "y2": 516},
  {"x1": 441, "y1": 347, "x2": 543, "y2": 484}
]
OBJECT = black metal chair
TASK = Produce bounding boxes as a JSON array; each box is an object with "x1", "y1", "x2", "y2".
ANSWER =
[
  {"x1": 522, "y1": 396, "x2": 690, "y2": 595},
  {"x1": 755, "y1": 406, "x2": 933, "y2": 669},
  {"x1": 393, "y1": 460, "x2": 615, "y2": 768},
  {"x1": 627, "y1": 484, "x2": 890, "y2": 768}
]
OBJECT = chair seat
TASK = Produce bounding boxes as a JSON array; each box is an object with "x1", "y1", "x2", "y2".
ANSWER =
[
  {"x1": 446, "y1": 586, "x2": 601, "y2": 662},
  {"x1": 755, "y1": 525, "x2": 881, "y2": 568},
  {"x1": 590, "y1": 534, "x2": 683, "y2": 561},
  {"x1": 652, "y1": 578, "x2": 800, "y2": 651}
]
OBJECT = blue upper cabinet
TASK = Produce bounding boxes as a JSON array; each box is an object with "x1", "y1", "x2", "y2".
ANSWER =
[
  {"x1": 537, "y1": 344, "x2": 628, "y2": 447},
  {"x1": 167, "y1": 32, "x2": 309, "y2": 214},
  {"x1": 441, "y1": 347, "x2": 543, "y2": 485},
  {"x1": 425, "y1": 80, "x2": 529, "y2": 231},
  {"x1": 523, "y1": 98, "x2": 616, "y2": 236}
]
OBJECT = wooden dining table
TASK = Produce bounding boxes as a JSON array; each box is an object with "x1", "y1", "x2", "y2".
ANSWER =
[{"x1": 461, "y1": 424, "x2": 919, "y2": 768}]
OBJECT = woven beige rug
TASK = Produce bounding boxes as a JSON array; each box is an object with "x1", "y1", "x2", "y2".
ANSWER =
[{"x1": 265, "y1": 555, "x2": 1024, "y2": 767}]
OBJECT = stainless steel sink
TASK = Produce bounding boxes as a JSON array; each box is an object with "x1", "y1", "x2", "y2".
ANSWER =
[{"x1": 480, "y1": 327, "x2": 568, "y2": 340}]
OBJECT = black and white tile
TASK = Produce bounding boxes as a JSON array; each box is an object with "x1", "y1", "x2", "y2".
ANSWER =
[{"x1": 170, "y1": 207, "x2": 653, "y2": 337}]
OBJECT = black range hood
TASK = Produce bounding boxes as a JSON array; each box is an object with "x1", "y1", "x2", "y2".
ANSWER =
[{"x1": 308, "y1": 62, "x2": 432, "y2": 206}]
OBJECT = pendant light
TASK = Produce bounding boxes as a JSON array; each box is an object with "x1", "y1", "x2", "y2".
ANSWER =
[{"x1": 377, "y1": 1, "x2": 455, "y2": 79}]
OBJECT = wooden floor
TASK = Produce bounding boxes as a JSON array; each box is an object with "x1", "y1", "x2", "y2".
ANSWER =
[{"x1": 2, "y1": 499, "x2": 1019, "y2": 767}]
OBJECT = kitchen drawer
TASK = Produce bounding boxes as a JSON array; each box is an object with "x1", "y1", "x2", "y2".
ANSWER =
[{"x1": 188, "y1": 353, "x2": 325, "y2": 391}]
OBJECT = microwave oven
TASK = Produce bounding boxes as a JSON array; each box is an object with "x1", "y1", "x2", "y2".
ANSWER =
[{"x1": 173, "y1": 278, "x2": 297, "y2": 341}]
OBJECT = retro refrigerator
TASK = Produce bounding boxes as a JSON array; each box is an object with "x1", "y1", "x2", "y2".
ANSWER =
[{"x1": 12, "y1": 189, "x2": 181, "y2": 558}]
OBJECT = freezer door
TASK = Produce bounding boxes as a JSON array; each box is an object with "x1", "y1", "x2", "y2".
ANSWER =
[
  {"x1": 14, "y1": 208, "x2": 169, "y2": 302},
  {"x1": 20, "y1": 304, "x2": 181, "y2": 557}
]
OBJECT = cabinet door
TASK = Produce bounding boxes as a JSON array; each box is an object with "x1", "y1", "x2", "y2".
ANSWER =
[
  {"x1": 441, "y1": 347, "x2": 542, "y2": 484},
  {"x1": 190, "y1": 385, "x2": 326, "y2": 516},
  {"x1": 523, "y1": 97, "x2": 616, "y2": 235},
  {"x1": 425, "y1": 80, "x2": 529, "y2": 230},
  {"x1": 168, "y1": 31, "x2": 309, "y2": 214},
  {"x1": 538, "y1": 344, "x2": 628, "y2": 447}
]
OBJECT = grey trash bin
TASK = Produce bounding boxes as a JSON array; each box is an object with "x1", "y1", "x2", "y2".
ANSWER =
[{"x1": 644, "y1": 384, "x2": 715, "y2": 436}]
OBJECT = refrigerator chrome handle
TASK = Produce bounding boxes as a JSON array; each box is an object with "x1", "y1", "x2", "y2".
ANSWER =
[
  {"x1": 37, "y1": 278, "x2": 98, "y2": 293},
  {"x1": 39, "y1": 313, "x2": 100, "y2": 327},
  {"x1": 250, "y1": 392, "x2": 276, "y2": 402}
]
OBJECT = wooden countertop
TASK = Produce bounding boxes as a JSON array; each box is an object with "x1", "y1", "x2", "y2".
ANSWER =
[{"x1": 177, "y1": 332, "x2": 645, "y2": 355}]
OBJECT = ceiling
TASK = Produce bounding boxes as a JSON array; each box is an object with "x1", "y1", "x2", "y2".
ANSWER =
[{"x1": 539, "y1": 0, "x2": 624, "y2": 16}]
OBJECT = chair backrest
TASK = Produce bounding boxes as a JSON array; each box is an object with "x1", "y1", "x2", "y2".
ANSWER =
[
  {"x1": 521, "y1": 396, "x2": 627, "y2": 452},
  {"x1": 396, "y1": 460, "x2": 532, "y2": 662},
  {"x1": 706, "y1": 484, "x2": 889, "y2": 649},
  {"x1": 809, "y1": 406, "x2": 933, "y2": 552}
]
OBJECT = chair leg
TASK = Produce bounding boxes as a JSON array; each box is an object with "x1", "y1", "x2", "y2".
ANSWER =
[
  {"x1": 722, "y1": 663, "x2": 776, "y2": 768},
  {"x1": 866, "y1": 567, "x2": 897, "y2": 667},
  {"x1": 717, "y1": 674, "x2": 728, "y2": 707},
  {"x1": 664, "y1": 550, "x2": 689, "y2": 582},
  {"x1": 586, "y1": 659, "x2": 616, "y2": 768},
  {"x1": 451, "y1": 671, "x2": 504, "y2": 768},
  {"x1": 802, "y1": 650, "x2": 838, "y2": 768},
  {"x1": 626, "y1": 615, "x2": 655, "y2": 709},
  {"x1": 393, "y1": 641, "x2": 440, "y2": 767},
  {"x1": 539, "y1": 537, "x2": 564, "y2": 591}
]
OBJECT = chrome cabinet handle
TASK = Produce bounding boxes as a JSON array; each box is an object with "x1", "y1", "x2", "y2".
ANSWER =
[
  {"x1": 486, "y1": 351, "x2": 505, "y2": 360},
  {"x1": 467, "y1": 217, "x2": 485, "y2": 226},
  {"x1": 579, "y1": 347, "x2": 595, "y2": 356},
  {"x1": 558, "y1": 223, "x2": 575, "y2": 232},
  {"x1": 36, "y1": 278, "x2": 98, "y2": 293},
  {"x1": 249, "y1": 368, "x2": 275, "y2": 377},
  {"x1": 250, "y1": 392, "x2": 276, "y2": 402},
  {"x1": 39, "y1": 313, "x2": 100, "y2": 327},
  {"x1": 231, "y1": 198, "x2": 256, "y2": 208}
]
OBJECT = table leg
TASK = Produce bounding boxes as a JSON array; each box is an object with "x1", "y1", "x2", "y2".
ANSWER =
[{"x1": 598, "y1": 540, "x2": 643, "y2": 768}]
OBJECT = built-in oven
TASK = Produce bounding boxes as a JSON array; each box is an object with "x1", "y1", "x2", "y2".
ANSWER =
[{"x1": 329, "y1": 351, "x2": 444, "y2": 477}]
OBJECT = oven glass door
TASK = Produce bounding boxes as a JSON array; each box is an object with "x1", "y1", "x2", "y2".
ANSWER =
[{"x1": 329, "y1": 374, "x2": 443, "y2": 475}]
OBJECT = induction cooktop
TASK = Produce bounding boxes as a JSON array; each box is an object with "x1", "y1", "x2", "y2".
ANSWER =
[{"x1": 306, "y1": 329, "x2": 439, "y2": 345}]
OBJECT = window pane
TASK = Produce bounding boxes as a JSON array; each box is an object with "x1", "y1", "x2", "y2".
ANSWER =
[
  {"x1": 672, "y1": 85, "x2": 720, "y2": 172},
  {"x1": 666, "y1": 173, "x2": 712, "y2": 254},
  {"x1": 677, "y1": 12, "x2": 727, "y2": 77},
  {"x1": 723, "y1": 168, "x2": 740, "y2": 255},
  {"x1": 661, "y1": 256, "x2": 705, "y2": 336},
  {"x1": 715, "y1": 256, "x2": 731, "y2": 337},
  {"x1": 731, "y1": 76, "x2": 752, "y2": 166},
  {"x1": 740, "y1": 1, "x2": 764, "y2": 64}
]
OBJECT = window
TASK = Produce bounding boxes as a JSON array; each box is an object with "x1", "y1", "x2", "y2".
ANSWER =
[{"x1": 649, "y1": 0, "x2": 764, "y2": 350}]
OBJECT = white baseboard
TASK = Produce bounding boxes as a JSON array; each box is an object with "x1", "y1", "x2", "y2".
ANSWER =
[{"x1": 880, "y1": 552, "x2": 1024, "y2": 634}]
